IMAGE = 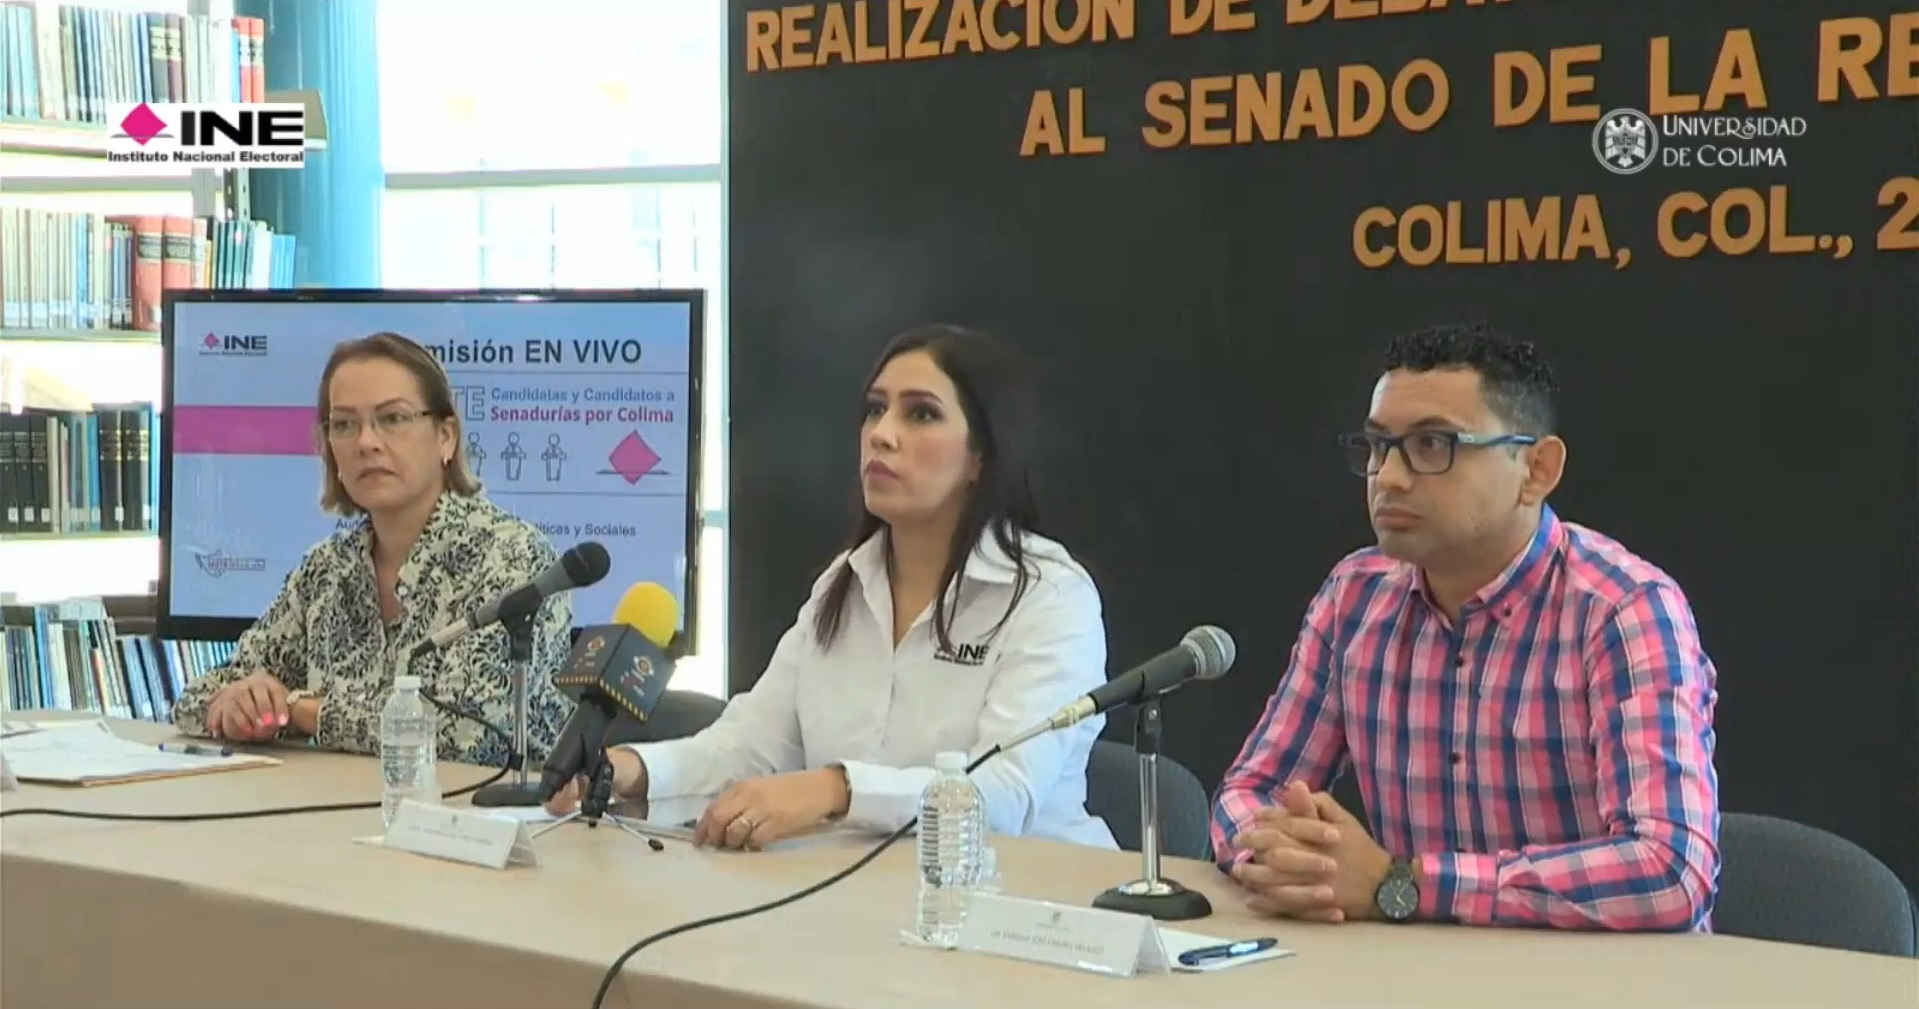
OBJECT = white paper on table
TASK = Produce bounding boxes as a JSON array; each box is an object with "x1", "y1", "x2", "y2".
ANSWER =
[
  {"x1": 0, "y1": 719, "x2": 277, "y2": 784},
  {"x1": 1158, "y1": 929, "x2": 1294, "y2": 972},
  {"x1": 483, "y1": 805, "x2": 561, "y2": 823}
]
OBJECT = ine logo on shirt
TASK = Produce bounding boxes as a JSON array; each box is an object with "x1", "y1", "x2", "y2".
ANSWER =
[{"x1": 934, "y1": 642, "x2": 992, "y2": 667}]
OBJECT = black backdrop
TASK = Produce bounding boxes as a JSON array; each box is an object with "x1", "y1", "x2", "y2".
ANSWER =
[{"x1": 725, "y1": 0, "x2": 1919, "y2": 891}]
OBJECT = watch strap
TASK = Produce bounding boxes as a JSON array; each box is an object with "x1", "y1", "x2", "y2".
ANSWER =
[
  {"x1": 282, "y1": 690, "x2": 317, "y2": 740},
  {"x1": 823, "y1": 762, "x2": 851, "y2": 820}
]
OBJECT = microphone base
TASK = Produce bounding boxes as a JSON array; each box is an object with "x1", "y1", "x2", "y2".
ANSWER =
[
  {"x1": 531, "y1": 809, "x2": 664, "y2": 851},
  {"x1": 468, "y1": 781, "x2": 550, "y2": 808},
  {"x1": 1091, "y1": 878, "x2": 1213, "y2": 921}
]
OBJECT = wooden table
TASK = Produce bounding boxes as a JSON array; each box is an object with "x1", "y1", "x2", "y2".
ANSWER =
[{"x1": 3, "y1": 716, "x2": 1913, "y2": 1009}]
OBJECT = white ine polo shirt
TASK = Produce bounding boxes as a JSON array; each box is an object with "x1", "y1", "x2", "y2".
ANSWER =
[{"x1": 627, "y1": 528, "x2": 1119, "y2": 850}]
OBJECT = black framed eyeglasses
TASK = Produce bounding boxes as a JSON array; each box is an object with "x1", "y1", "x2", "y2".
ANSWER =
[{"x1": 1337, "y1": 429, "x2": 1537, "y2": 477}]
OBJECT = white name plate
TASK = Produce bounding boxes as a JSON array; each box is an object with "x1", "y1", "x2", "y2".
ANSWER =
[
  {"x1": 955, "y1": 893, "x2": 1170, "y2": 978},
  {"x1": 0, "y1": 752, "x2": 17, "y2": 791},
  {"x1": 379, "y1": 800, "x2": 539, "y2": 870}
]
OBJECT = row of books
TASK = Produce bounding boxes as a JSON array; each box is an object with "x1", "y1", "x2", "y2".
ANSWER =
[
  {"x1": 2, "y1": 597, "x2": 234, "y2": 723},
  {"x1": 0, "y1": 403, "x2": 158, "y2": 534},
  {"x1": 0, "y1": 208, "x2": 296, "y2": 333},
  {"x1": 0, "y1": 3, "x2": 266, "y2": 125}
]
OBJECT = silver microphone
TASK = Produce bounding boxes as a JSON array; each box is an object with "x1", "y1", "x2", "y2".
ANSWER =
[{"x1": 999, "y1": 625, "x2": 1236, "y2": 753}]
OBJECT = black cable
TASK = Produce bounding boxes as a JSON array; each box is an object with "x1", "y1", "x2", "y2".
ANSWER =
[
  {"x1": 0, "y1": 690, "x2": 516, "y2": 822},
  {"x1": 588, "y1": 744, "x2": 1004, "y2": 1009}
]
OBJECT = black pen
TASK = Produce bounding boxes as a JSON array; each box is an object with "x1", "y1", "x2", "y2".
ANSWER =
[
  {"x1": 1177, "y1": 937, "x2": 1279, "y2": 967},
  {"x1": 158, "y1": 742, "x2": 233, "y2": 758}
]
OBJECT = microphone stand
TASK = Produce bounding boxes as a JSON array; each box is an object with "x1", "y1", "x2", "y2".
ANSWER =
[
  {"x1": 469, "y1": 609, "x2": 546, "y2": 808},
  {"x1": 531, "y1": 707, "x2": 657, "y2": 849},
  {"x1": 1091, "y1": 700, "x2": 1213, "y2": 921}
]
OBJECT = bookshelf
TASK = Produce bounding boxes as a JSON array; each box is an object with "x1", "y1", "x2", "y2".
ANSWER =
[
  {"x1": 2, "y1": 593, "x2": 232, "y2": 721},
  {"x1": 0, "y1": 115, "x2": 119, "y2": 157},
  {"x1": 5, "y1": 529, "x2": 151, "y2": 541},
  {"x1": 0, "y1": 326, "x2": 159, "y2": 344},
  {"x1": 1, "y1": 0, "x2": 304, "y2": 615}
]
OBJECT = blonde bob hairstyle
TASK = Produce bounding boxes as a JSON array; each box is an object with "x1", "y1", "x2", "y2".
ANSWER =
[{"x1": 315, "y1": 331, "x2": 481, "y2": 516}]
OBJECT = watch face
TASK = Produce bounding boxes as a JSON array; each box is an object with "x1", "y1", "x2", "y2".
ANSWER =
[{"x1": 1376, "y1": 874, "x2": 1419, "y2": 921}]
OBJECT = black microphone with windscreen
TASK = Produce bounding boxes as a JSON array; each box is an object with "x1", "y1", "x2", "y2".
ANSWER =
[
  {"x1": 998, "y1": 625, "x2": 1236, "y2": 753},
  {"x1": 1066, "y1": 625, "x2": 1235, "y2": 923},
  {"x1": 410, "y1": 540, "x2": 611, "y2": 657}
]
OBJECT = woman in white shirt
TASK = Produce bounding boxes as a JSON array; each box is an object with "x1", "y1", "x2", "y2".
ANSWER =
[{"x1": 546, "y1": 324, "x2": 1117, "y2": 851}]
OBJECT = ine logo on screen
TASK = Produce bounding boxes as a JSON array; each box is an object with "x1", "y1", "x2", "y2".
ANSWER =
[{"x1": 199, "y1": 332, "x2": 269, "y2": 357}]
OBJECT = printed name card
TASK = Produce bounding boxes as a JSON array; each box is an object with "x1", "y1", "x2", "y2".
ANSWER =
[
  {"x1": 380, "y1": 800, "x2": 539, "y2": 870},
  {"x1": 955, "y1": 893, "x2": 1170, "y2": 978}
]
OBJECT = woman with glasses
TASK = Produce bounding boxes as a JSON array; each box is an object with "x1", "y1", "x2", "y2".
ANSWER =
[{"x1": 169, "y1": 332, "x2": 574, "y2": 767}]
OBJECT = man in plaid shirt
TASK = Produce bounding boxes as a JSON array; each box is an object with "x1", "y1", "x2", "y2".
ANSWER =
[{"x1": 1213, "y1": 324, "x2": 1720, "y2": 931}]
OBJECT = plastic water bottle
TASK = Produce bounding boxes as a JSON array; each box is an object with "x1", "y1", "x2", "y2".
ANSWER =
[
  {"x1": 379, "y1": 675, "x2": 440, "y2": 831},
  {"x1": 916, "y1": 750, "x2": 987, "y2": 948},
  {"x1": 976, "y1": 846, "x2": 1002, "y2": 895}
]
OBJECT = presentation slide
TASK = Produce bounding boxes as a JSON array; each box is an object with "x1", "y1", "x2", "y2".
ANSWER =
[{"x1": 163, "y1": 294, "x2": 700, "y2": 635}]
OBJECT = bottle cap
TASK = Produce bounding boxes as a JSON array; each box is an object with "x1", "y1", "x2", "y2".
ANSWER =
[
  {"x1": 395, "y1": 675, "x2": 422, "y2": 691},
  {"x1": 934, "y1": 751, "x2": 967, "y2": 772}
]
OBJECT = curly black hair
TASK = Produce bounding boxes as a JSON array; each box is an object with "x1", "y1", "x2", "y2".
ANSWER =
[{"x1": 1382, "y1": 322, "x2": 1559, "y2": 435}]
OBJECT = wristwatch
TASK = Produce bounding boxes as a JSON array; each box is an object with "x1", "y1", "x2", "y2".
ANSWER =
[
  {"x1": 823, "y1": 762, "x2": 851, "y2": 821},
  {"x1": 284, "y1": 690, "x2": 317, "y2": 738},
  {"x1": 1373, "y1": 858, "x2": 1420, "y2": 923}
]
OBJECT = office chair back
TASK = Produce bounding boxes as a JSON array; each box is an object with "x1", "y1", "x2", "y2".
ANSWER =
[
  {"x1": 601, "y1": 689, "x2": 726, "y2": 746},
  {"x1": 1083, "y1": 739, "x2": 1212, "y2": 860},
  {"x1": 1716, "y1": 812, "x2": 1917, "y2": 958}
]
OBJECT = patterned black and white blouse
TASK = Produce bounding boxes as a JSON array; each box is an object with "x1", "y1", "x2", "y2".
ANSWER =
[{"x1": 171, "y1": 491, "x2": 575, "y2": 767}]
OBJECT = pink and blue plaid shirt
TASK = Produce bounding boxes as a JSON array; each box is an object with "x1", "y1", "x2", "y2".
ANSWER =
[{"x1": 1213, "y1": 507, "x2": 1720, "y2": 931}]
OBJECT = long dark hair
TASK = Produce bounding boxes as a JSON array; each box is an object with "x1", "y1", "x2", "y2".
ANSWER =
[{"x1": 812, "y1": 324, "x2": 1043, "y2": 653}]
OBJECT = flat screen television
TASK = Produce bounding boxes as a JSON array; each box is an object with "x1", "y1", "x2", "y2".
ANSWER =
[{"x1": 157, "y1": 288, "x2": 705, "y2": 645}]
